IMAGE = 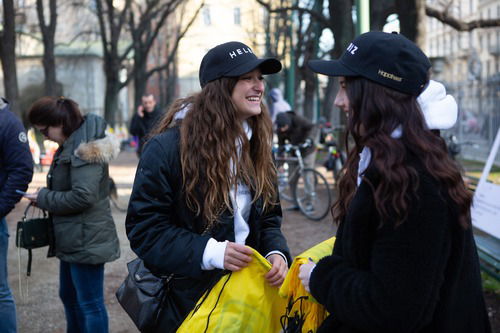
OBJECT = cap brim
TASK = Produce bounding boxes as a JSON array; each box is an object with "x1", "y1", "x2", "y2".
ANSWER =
[
  {"x1": 226, "y1": 58, "x2": 282, "y2": 77},
  {"x1": 307, "y1": 59, "x2": 358, "y2": 77}
]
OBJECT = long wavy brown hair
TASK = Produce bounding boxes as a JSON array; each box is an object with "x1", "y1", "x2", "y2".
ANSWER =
[
  {"x1": 333, "y1": 77, "x2": 472, "y2": 228},
  {"x1": 151, "y1": 77, "x2": 277, "y2": 225}
]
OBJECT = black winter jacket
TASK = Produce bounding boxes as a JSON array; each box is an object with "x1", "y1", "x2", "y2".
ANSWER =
[
  {"x1": 125, "y1": 126, "x2": 291, "y2": 332},
  {"x1": 0, "y1": 99, "x2": 33, "y2": 217},
  {"x1": 277, "y1": 111, "x2": 318, "y2": 156},
  {"x1": 310, "y1": 158, "x2": 491, "y2": 333},
  {"x1": 129, "y1": 106, "x2": 162, "y2": 154}
]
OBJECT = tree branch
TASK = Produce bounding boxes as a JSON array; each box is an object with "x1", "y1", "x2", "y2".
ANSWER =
[
  {"x1": 255, "y1": 0, "x2": 334, "y2": 31},
  {"x1": 146, "y1": 1, "x2": 203, "y2": 78},
  {"x1": 426, "y1": 4, "x2": 500, "y2": 31}
]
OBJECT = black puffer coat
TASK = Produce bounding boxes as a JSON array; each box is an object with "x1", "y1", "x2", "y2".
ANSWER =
[{"x1": 125, "y1": 126, "x2": 291, "y2": 332}]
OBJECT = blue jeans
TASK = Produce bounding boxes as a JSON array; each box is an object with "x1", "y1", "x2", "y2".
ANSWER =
[
  {"x1": 0, "y1": 216, "x2": 17, "y2": 333},
  {"x1": 59, "y1": 261, "x2": 108, "y2": 333}
]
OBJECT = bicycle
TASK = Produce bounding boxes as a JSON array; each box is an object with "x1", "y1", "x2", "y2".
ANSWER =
[{"x1": 274, "y1": 142, "x2": 332, "y2": 221}]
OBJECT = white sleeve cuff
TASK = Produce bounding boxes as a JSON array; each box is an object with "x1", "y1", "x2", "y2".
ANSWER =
[
  {"x1": 201, "y1": 238, "x2": 227, "y2": 270},
  {"x1": 265, "y1": 250, "x2": 288, "y2": 267}
]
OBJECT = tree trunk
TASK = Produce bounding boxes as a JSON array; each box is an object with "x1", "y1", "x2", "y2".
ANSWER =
[
  {"x1": 370, "y1": 0, "x2": 395, "y2": 31},
  {"x1": 395, "y1": 0, "x2": 418, "y2": 42},
  {"x1": 42, "y1": 39, "x2": 57, "y2": 96},
  {"x1": 133, "y1": 49, "x2": 148, "y2": 110},
  {"x1": 322, "y1": 0, "x2": 354, "y2": 126},
  {"x1": 0, "y1": 0, "x2": 20, "y2": 117},
  {"x1": 36, "y1": 0, "x2": 58, "y2": 96},
  {"x1": 303, "y1": 71, "x2": 317, "y2": 120},
  {"x1": 165, "y1": 57, "x2": 178, "y2": 107},
  {"x1": 104, "y1": 80, "x2": 121, "y2": 127}
]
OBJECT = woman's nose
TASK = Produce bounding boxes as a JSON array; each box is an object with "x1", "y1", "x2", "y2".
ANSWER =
[{"x1": 254, "y1": 79, "x2": 264, "y2": 92}]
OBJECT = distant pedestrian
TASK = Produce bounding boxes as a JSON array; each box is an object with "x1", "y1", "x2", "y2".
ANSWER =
[
  {"x1": 129, "y1": 94, "x2": 162, "y2": 157},
  {"x1": 25, "y1": 97, "x2": 120, "y2": 333},
  {"x1": 275, "y1": 111, "x2": 318, "y2": 160},
  {"x1": 0, "y1": 98, "x2": 34, "y2": 333},
  {"x1": 126, "y1": 41, "x2": 291, "y2": 332},
  {"x1": 269, "y1": 88, "x2": 291, "y2": 123},
  {"x1": 300, "y1": 31, "x2": 491, "y2": 332}
]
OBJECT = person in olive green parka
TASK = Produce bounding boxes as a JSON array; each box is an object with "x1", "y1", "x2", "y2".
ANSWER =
[{"x1": 26, "y1": 96, "x2": 120, "y2": 333}]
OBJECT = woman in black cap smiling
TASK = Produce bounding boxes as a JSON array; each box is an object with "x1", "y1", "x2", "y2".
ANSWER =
[
  {"x1": 299, "y1": 31, "x2": 491, "y2": 332},
  {"x1": 125, "y1": 41, "x2": 290, "y2": 332}
]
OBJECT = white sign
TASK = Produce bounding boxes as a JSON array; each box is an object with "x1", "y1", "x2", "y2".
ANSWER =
[{"x1": 471, "y1": 128, "x2": 500, "y2": 240}]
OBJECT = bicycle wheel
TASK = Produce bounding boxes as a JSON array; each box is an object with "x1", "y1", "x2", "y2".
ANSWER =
[
  {"x1": 294, "y1": 168, "x2": 332, "y2": 221},
  {"x1": 276, "y1": 161, "x2": 296, "y2": 203}
]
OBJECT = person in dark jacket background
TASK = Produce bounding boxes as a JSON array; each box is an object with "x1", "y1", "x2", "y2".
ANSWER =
[
  {"x1": 25, "y1": 97, "x2": 120, "y2": 333},
  {"x1": 126, "y1": 41, "x2": 291, "y2": 332},
  {"x1": 300, "y1": 31, "x2": 491, "y2": 332},
  {"x1": 0, "y1": 98, "x2": 33, "y2": 333},
  {"x1": 129, "y1": 94, "x2": 162, "y2": 157},
  {"x1": 275, "y1": 111, "x2": 318, "y2": 158}
]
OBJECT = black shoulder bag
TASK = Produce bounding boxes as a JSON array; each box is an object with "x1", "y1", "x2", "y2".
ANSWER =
[
  {"x1": 15, "y1": 203, "x2": 54, "y2": 276},
  {"x1": 116, "y1": 257, "x2": 173, "y2": 331}
]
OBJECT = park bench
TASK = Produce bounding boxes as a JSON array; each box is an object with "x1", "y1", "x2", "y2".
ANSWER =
[{"x1": 465, "y1": 174, "x2": 500, "y2": 281}]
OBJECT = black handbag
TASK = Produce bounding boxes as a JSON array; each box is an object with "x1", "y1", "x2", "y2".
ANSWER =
[
  {"x1": 116, "y1": 257, "x2": 173, "y2": 331},
  {"x1": 15, "y1": 203, "x2": 53, "y2": 276}
]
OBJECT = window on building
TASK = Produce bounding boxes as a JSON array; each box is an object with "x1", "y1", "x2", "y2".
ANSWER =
[
  {"x1": 203, "y1": 7, "x2": 211, "y2": 26},
  {"x1": 234, "y1": 7, "x2": 241, "y2": 25}
]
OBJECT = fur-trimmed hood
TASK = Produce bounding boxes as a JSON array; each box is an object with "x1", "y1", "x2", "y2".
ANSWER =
[
  {"x1": 61, "y1": 113, "x2": 120, "y2": 164},
  {"x1": 75, "y1": 135, "x2": 120, "y2": 163}
]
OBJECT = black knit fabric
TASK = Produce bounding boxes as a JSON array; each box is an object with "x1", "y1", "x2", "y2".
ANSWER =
[{"x1": 309, "y1": 160, "x2": 491, "y2": 332}]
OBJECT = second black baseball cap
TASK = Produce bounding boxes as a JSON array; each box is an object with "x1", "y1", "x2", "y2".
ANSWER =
[
  {"x1": 308, "y1": 31, "x2": 431, "y2": 96},
  {"x1": 199, "y1": 41, "x2": 282, "y2": 88}
]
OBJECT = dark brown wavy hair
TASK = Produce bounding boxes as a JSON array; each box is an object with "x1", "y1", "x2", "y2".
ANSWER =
[
  {"x1": 333, "y1": 77, "x2": 472, "y2": 228},
  {"x1": 151, "y1": 77, "x2": 277, "y2": 225},
  {"x1": 28, "y1": 96, "x2": 83, "y2": 137}
]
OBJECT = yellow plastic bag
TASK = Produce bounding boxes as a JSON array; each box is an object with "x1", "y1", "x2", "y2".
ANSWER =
[
  {"x1": 279, "y1": 237, "x2": 335, "y2": 333},
  {"x1": 177, "y1": 248, "x2": 287, "y2": 333}
]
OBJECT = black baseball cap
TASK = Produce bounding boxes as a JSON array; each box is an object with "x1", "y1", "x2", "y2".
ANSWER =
[
  {"x1": 275, "y1": 112, "x2": 292, "y2": 130},
  {"x1": 199, "y1": 41, "x2": 282, "y2": 87},
  {"x1": 308, "y1": 31, "x2": 431, "y2": 96}
]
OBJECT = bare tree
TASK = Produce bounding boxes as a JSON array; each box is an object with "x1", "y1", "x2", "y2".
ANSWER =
[
  {"x1": 0, "y1": 0, "x2": 21, "y2": 117},
  {"x1": 127, "y1": 0, "x2": 203, "y2": 109},
  {"x1": 426, "y1": 2, "x2": 500, "y2": 31},
  {"x1": 94, "y1": 0, "x2": 201, "y2": 126},
  {"x1": 36, "y1": 0, "x2": 58, "y2": 96},
  {"x1": 147, "y1": 2, "x2": 203, "y2": 107},
  {"x1": 94, "y1": 0, "x2": 133, "y2": 126},
  {"x1": 256, "y1": 0, "x2": 354, "y2": 122}
]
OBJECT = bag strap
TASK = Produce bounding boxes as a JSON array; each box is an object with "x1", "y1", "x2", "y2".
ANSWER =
[
  {"x1": 27, "y1": 249, "x2": 32, "y2": 277},
  {"x1": 22, "y1": 202, "x2": 48, "y2": 221}
]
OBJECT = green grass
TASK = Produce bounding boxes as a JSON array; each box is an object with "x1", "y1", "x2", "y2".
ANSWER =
[
  {"x1": 482, "y1": 272, "x2": 500, "y2": 293},
  {"x1": 459, "y1": 158, "x2": 500, "y2": 184}
]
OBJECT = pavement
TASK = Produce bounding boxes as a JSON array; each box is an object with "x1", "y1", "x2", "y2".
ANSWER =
[{"x1": 5, "y1": 150, "x2": 338, "y2": 333}]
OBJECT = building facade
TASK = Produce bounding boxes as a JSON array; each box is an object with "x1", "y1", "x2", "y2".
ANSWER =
[{"x1": 425, "y1": 0, "x2": 500, "y2": 161}]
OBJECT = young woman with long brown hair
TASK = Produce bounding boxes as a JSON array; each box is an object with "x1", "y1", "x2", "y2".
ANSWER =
[
  {"x1": 125, "y1": 41, "x2": 291, "y2": 332},
  {"x1": 300, "y1": 32, "x2": 491, "y2": 332}
]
